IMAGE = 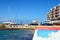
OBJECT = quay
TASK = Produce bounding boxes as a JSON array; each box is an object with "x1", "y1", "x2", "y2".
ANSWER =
[
  {"x1": 0, "y1": 24, "x2": 36, "y2": 30},
  {"x1": 0, "y1": 27, "x2": 36, "y2": 30}
]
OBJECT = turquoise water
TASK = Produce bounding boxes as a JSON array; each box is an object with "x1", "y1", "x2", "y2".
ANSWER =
[
  {"x1": 37, "y1": 30, "x2": 58, "y2": 38},
  {"x1": 0, "y1": 30, "x2": 34, "y2": 40}
]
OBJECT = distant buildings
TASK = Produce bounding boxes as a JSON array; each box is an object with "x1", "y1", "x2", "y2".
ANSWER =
[
  {"x1": 0, "y1": 21, "x2": 36, "y2": 29},
  {"x1": 2, "y1": 21, "x2": 15, "y2": 28},
  {"x1": 47, "y1": 4, "x2": 60, "y2": 23},
  {"x1": 2, "y1": 21, "x2": 15, "y2": 24}
]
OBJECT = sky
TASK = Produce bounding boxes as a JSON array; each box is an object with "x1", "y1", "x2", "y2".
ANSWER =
[{"x1": 0, "y1": 0, "x2": 60, "y2": 24}]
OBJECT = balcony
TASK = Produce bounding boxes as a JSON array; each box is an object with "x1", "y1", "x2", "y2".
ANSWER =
[
  {"x1": 55, "y1": 11, "x2": 59, "y2": 14},
  {"x1": 55, "y1": 15, "x2": 58, "y2": 17},
  {"x1": 57, "y1": 18, "x2": 60, "y2": 20}
]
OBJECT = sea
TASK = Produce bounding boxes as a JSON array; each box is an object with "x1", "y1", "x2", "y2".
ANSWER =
[{"x1": 0, "y1": 30, "x2": 35, "y2": 40}]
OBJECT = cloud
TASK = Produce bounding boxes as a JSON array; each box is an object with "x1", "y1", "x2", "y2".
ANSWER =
[{"x1": 32, "y1": 30, "x2": 60, "y2": 40}]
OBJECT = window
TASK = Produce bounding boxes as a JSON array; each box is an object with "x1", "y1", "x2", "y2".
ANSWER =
[{"x1": 55, "y1": 15, "x2": 59, "y2": 17}]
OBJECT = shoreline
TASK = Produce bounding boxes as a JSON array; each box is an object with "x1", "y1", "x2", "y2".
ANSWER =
[{"x1": 0, "y1": 28, "x2": 35, "y2": 30}]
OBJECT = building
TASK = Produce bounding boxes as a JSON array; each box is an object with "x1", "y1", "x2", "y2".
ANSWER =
[
  {"x1": 47, "y1": 4, "x2": 60, "y2": 23},
  {"x1": 47, "y1": 4, "x2": 60, "y2": 21}
]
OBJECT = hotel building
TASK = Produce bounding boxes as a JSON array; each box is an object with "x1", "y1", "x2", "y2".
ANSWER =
[{"x1": 47, "y1": 4, "x2": 60, "y2": 23}]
